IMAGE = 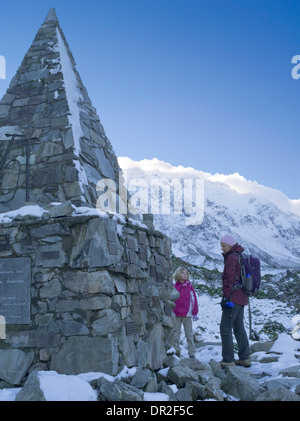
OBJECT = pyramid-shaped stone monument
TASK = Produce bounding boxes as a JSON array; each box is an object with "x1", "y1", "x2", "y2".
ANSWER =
[
  {"x1": 0, "y1": 8, "x2": 121, "y2": 212},
  {"x1": 0, "y1": 9, "x2": 176, "y2": 382}
]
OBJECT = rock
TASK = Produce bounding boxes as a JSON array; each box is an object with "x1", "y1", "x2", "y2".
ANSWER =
[
  {"x1": 174, "y1": 387, "x2": 193, "y2": 401},
  {"x1": 205, "y1": 377, "x2": 224, "y2": 401},
  {"x1": 250, "y1": 341, "x2": 275, "y2": 354},
  {"x1": 144, "y1": 374, "x2": 158, "y2": 393},
  {"x1": 257, "y1": 355, "x2": 279, "y2": 363},
  {"x1": 0, "y1": 349, "x2": 34, "y2": 385},
  {"x1": 279, "y1": 365, "x2": 300, "y2": 378},
  {"x1": 50, "y1": 336, "x2": 119, "y2": 375},
  {"x1": 146, "y1": 324, "x2": 167, "y2": 371},
  {"x1": 181, "y1": 357, "x2": 213, "y2": 373},
  {"x1": 63, "y1": 270, "x2": 116, "y2": 296},
  {"x1": 15, "y1": 371, "x2": 46, "y2": 401},
  {"x1": 222, "y1": 366, "x2": 266, "y2": 401},
  {"x1": 209, "y1": 359, "x2": 226, "y2": 381},
  {"x1": 91, "y1": 309, "x2": 122, "y2": 336},
  {"x1": 129, "y1": 367, "x2": 152, "y2": 389},
  {"x1": 98, "y1": 377, "x2": 143, "y2": 401},
  {"x1": 167, "y1": 365, "x2": 199, "y2": 387},
  {"x1": 158, "y1": 380, "x2": 177, "y2": 401},
  {"x1": 162, "y1": 355, "x2": 181, "y2": 368},
  {"x1": 45, "y1": 201, "x2": 75, "y2": 218},
  {"x1": 185, "y1": 380, "x2": 206, "y2": 400},
  {"x1": 263, "y1": 378, "x2": 300, "y2": 392},
  {"x1": 255, "y1": 387, "x2": 300, "y2": 401}
]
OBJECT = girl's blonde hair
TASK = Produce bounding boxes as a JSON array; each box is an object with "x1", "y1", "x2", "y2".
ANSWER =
[{"x1": 173, "y1": 267, "x2": 190, "y2": 282}]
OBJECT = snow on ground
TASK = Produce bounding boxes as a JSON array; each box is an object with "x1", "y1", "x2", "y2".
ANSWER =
[{"x1": 191, "y1": 294, "x2": 295, "y2": 344}]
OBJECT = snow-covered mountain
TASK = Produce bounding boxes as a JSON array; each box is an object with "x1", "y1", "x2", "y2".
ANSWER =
[{"x1": 118, "y1": 157, "x2": 300, "y2": 271}]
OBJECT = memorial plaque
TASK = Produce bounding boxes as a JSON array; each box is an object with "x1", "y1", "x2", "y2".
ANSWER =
[
  {"x1": 165, "y1": 305, "x2": 172, "y2": 317},
  {"x1": 138, "y1": 231, "x2": 147, "y2": 245},
  {"x1": 0, "y1": 235, "x2": 10, "y2": 252},
  {"x1": 150, "y1": 265, "x2": 156, "y2": 277},
  {"x1": 156, "y1": 271, "x2": 164, "y2": 283},
  {"x1": 128, "y1": 250, "x2": 138, "y2": 264},
  {"x1": 139, "y1": 245, "x2": 147, "y2": 261},
  {"x1": 108, "y1": 241, "x2": 118, "y2": 255},
  {"x1": 106, "y1": 228, "x2": 117, "y2": 243},
  {"x1": 154, "y1": 254, "x2": 162, "y2": 266},
  {"x1": 152, "y1": 296, "x2": 160, "y2": 308},
  {"x1": 41, "y1": 251, "x2": 60, "y2": 260},
  {"x1": 164, "y1": 246, "x2": 171, "y2": 259},
  {"x1": 127, "y1": 237, "x2": 136, "y2": 250},
  {"x1": 0, "y1": 258, "x2": 31, "y2": 324},
  {"x1": 163, "y1": 265, "x2": 170, "y2": 277},
  {"x1": 140, "y1": 297, "x2": 148, "y2": 310},
  {"x1": 126, "y1": 321, "x2": 136, "y2": 335}
]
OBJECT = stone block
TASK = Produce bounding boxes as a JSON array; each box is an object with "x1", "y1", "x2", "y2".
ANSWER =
[
  {"x1": 69, "y1": 217, "x2": 122, "y2": 268},
  {"x1": 98, "y1": 377, "x2": 143, "y2": 401},
  {"x1": 167, "y1": 365, "x2": 199, "y2": 388},
  {"x1": 222, "y1": 366, "x2": 266, "y2": 401},
  {"x1": 63, "y1": 270, "x2": 116, "y2": 295},
  {"x1": 6, "y1": 331, "x2": 60, "y2": 348},
  {"x1": 57, "y1": 320, "x2": 89, "y2": 336},
  {"x1": 0, "y1": 349, "x2": 34, "y2": 385},
  {"x1": 50, "y1": 336, "x2": 119, "y2": 375},
  {"x1": 91, "y1": 309, "x2": 122, "y2": 336},
  {"x1": 53, "y1": 296, "x2": 111, "y2": 312},
  {"x1": 146, "y1": 324, "x2": 167, "y2": 371},
  {"x1": 15, "y1": 371, "x2": 46, "y2": 401}
]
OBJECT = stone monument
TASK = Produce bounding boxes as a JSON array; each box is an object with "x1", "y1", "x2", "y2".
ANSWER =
[{"x1": 0, "y1": 8, "x2": 176, "y2": 385}]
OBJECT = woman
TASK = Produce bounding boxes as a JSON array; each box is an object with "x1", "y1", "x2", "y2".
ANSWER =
[{"x1": 219, "y1": 234, "x2": 251, "y2": 368}]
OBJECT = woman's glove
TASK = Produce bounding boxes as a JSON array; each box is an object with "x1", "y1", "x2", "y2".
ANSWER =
[
  {"x1": 192, "y1": 316, "x2": 199, "y2": 321},
  {"x1": 220, "y1": 297, "x2": 228, "y2": 309}
]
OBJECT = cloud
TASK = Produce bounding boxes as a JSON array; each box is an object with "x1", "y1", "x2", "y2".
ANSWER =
[
  {"x1": 207, "y1": 172, "x2": 300, "y2": 216},
  {"x1": 118, "y1": 157, "x2": 300, "y2": 217}
]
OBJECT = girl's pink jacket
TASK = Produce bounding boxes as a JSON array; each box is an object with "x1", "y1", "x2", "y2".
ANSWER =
[{"x1": 173, "y1": 280, "x2": 198, "y2": 317}]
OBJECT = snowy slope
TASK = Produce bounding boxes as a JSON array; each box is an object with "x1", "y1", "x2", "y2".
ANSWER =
[{"x1": 118, "y1": 157, "x2": 300, "y2": 270}]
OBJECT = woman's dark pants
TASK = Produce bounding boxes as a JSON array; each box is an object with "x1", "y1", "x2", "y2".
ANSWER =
[{"x1": 220, "y1": 304, "x2": 250, "y2": 362}]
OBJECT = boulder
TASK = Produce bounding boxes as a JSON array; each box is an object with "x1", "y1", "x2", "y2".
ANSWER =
[
  {"x1": 167, "y1": 365, "x2": 199, "y2": 387},
  {"x1": 97, "y1": 377, "x2": 143, "y2": 401},
  {"x1": 263, "y1": 378, "x2": 300, "y2": 392},
  {"x1": 279, "y1": 365, "x2": 300, "y2": 378},
  {"x1": 255, "y1": 387, "x2": 300, "y2": 401},
  {"x1": 0, "y1": 349, "x2": 34, "y2": 385},
  {"x1": 222, "y1": 366, "x2": 265, "y2": 401},
  {"x1": 50, "y1": 336, "x2": 119, "y2": 375},
  {"x1": 15, "y1": 371, "x2": 46, "y2": 401}
]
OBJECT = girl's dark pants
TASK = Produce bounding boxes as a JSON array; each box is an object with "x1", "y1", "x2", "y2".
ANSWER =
[{"x1": 220, "y1": 304, "x2": 250, "y2": 362}]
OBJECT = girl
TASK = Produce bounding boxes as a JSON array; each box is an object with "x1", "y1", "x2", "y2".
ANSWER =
[{"x1": 173, "y1": 267, "x2": 198, "y2": 358}]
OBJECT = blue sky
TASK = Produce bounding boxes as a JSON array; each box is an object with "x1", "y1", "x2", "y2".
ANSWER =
[{"x1": 0, "y1": 0, "x2": 299, "y2": 199}]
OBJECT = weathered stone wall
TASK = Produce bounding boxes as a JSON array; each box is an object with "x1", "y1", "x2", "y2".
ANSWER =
[{"x1": 0, "y1": 204, "x2": 176, "y2": 385}]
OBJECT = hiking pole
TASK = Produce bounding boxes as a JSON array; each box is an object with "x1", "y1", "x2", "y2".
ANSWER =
[
  {"x1": 248, "y1": 298, "x2": 259, "y2": 341},
  {"x1": 248, "y1": 298, "x2": 253, "y2": 339}
]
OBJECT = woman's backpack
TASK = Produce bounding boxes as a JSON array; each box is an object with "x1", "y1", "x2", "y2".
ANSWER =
[{"x1": 238, "y1": 253, "x2": 261, "y2": 296}]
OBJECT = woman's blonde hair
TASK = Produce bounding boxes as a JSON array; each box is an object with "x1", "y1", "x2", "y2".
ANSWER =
[{"x1": 173, "y1": 267, "x2": 190, "y2": 282}]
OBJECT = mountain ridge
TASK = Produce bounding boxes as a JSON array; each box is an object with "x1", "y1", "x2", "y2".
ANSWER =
[{"x1": 118, "y1": 157, "x2": 300, "y2": 270}]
